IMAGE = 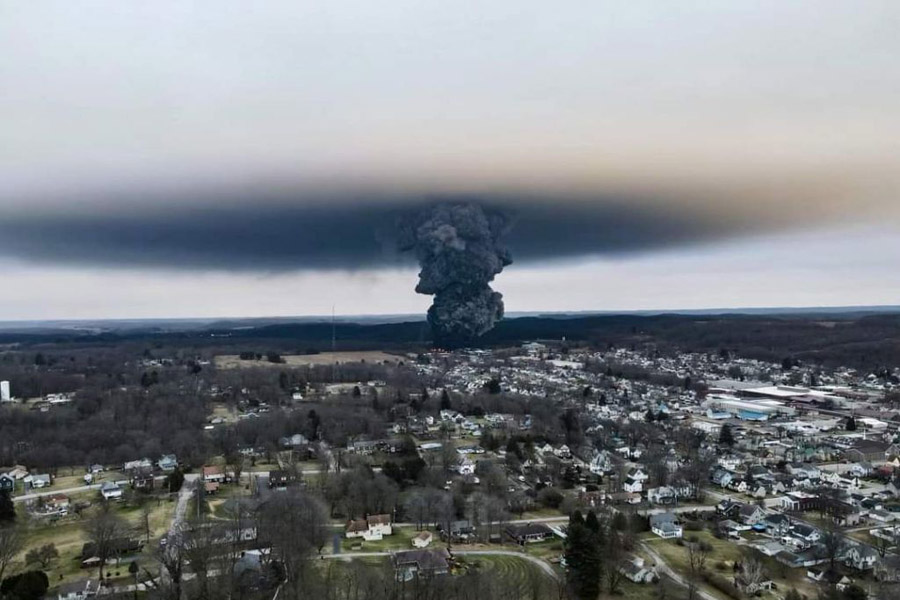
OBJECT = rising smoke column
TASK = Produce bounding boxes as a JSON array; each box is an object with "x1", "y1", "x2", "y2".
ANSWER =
[{"x1": 399, "y1": 203, "x2": 512, "y2": 348}]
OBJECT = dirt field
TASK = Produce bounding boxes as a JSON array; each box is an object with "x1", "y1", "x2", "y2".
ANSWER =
[{"x1": 215, "y1": 351, "x2": 407, "y2": 369}]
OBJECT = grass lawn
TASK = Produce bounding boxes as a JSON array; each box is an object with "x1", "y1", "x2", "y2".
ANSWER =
[
  {"x1": 651, "y1": 530, "x2": 743, "y2": 573},
  {"x1": 649, "y1": 530, "x2": 822, "y2": 600},
  {"x1": 339, "y1": 528, "x2": 420, "y2": 553},
  {"x1": 461, "y1": 555, "x2": 555, "y2": 596},
  {"x1": 210, "y1": 403, "x2": 237, "y2": 422},
  {"x1": 47, "y1": 473, "x2": 91, "y2": 490},
  {"x1": 205, "y1": 482, "x2": 253, "y2": 519},
  {"x1": 648, "y1": 531, "x2": 742, "y2": 600},
  {"x1": 611, "y1": 579, "x2": 676, "y2": 600},
  {"x1": 518, "y1": 508, "x2": 566, "y2": 520},
  {"x1": 12, "y1": 494, "x2": 177, "y2": 588},
  {"x1": 846, "y1": 529, "x2": 881, "y2": 546},
  {"x1": 521, "y1": 538, "x2": 565, "y2": 561}
]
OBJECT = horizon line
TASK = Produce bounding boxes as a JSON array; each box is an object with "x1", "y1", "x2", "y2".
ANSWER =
[{"x1": 1, "y1": 303, "x2": 899, "y2": 328}]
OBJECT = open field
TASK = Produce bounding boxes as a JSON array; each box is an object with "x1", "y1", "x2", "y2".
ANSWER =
[{"x1": 215, "y1": 351, "x2": 406, "y2": 369}]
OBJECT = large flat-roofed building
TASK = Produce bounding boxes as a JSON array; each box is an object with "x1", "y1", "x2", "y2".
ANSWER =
[
  {"x1": 741, "y1": 385, "x2": 845, "y2": 405},
  {"x1": 741, "y1": 385, "x2": 811, "y2": 400},
  {"x1": 703, "y1": 394, "x2": 795, "y2": 421}
]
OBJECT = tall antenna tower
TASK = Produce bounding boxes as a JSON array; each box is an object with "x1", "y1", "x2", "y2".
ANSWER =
[{"x1": 331, "y1": 304, "x2": 336, "y2": 383}]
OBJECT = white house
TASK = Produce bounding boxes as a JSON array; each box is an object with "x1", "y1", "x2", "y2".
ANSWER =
[
  {"x1": 346, "y1": 514, "x2": 393, "y2": 541},
  {"x1": 626, "y1": 467, "x2": 649, "y2": 482},
  {"x1": 412, "y1": 531, "x2": 433, "y2": 548},
  {"x1": 619, "y1": 556, "x2": 657, "y2": 583},
  {"x1": 623, "y1": 477, "x2": 643, "y2": 494},
  {"x1": 647, "y1": 485, "x2": 693, "y2": 504},
  {"x1": 553, "y1": 444, "x2": 572, "y2": 459},
  {"x1": 100, "y1": 481, "x2": 123, "y2": 501},
  {"x1": 650, "y1": 513, "x2": 682, "y2": 539},
  {"x1": 457, "y1": 458, "x2": 475, "y2": 476},
  {"x1": 843, "y1": 544, "x2": 879, "y2": 571},
  {"x1": 123, "y1": 458, "x2": 153, "y2": 472},
  {"x1": 589, "y1": 451, "x2": 612, "y2": 475},
  {"x1": 26, "y1": 474, "x2": 51, "y2": 489}
]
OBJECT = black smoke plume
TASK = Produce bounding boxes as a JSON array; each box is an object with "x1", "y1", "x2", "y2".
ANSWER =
[{"x1": 399, "y1": 203, "x2": 512, "y2": 348}]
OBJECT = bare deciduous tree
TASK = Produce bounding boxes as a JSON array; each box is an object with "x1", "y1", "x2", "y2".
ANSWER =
[
  {"x1": 737, "y1": 552, "x2": 767, "y2": 594},
  {"x1": 85, "y1": 506, "x2": 129, "y2": 579},
  {"x1": 144, "y1": 530, "x2": 185, "y2": 600},
  {"x1": 257, "y1": 488, "x2": 328, "y2": 600},
  {"x1": 685, "y1": 537, "x2": 711, "y2": 600},
  {"x1": 0, "y1": 525, "x2": 25, "y2": 583}
]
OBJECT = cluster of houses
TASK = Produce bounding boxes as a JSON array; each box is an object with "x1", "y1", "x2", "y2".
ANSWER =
[
  {"x1": 0, "y1": 466, "x2": 52, "y2": 492},
  {"x1": 343, "y1": 514, "x2": 555, "y2": 550},
  {"x1": 715, "y1": 498, "x2": 884, "y2": 575}
]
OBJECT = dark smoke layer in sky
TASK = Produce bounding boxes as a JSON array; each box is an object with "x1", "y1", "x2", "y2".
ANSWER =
[
  {"x1": 0, "y1": 1, "x2": 898, "y2": 319},
  {"x1": 0, "y1": 190, "x2": 788, "y2": 272}
]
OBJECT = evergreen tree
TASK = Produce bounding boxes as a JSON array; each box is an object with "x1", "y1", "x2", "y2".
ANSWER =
[
  {"x1": 165, "y1": 468, "x2": 185, "y2": 494},
  {"x1": 719, "y1": 424, "x2": 735, "y2": 447},
  {"x1": 846, "y1": 416, "x2": 857, "y2": 431},
  {"x1": 564, "y1": 511, "x2": 592, "y2": 600},
  {"x1": 584, "y1": 511, "x2": 605, "y2": 596},
  {"x1": 0, "y1": 570, "x2": 49, "y2": 600},
  {"x1": 0, "y1": 490, "x2": 15, "y2": 523},
  {"x1": 563, "y1": 511, "x2": 602, "y2": 600}
]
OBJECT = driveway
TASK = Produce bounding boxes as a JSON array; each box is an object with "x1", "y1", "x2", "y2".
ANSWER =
[
  {"x1": 169, "y1": 474, "x2": 199, "y2": 536},
  {"x1": 641, "y1": 541, "x2": 721, "y2": 600}
]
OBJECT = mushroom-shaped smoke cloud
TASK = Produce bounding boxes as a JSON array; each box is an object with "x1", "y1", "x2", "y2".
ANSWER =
[{"x1": 399, "y1": 203, "x2": 512, "y2": 348}]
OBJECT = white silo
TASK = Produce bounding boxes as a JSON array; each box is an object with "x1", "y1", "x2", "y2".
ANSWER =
[{"x1": 0, "y1": 380, "x2": 10, "y2": 402}]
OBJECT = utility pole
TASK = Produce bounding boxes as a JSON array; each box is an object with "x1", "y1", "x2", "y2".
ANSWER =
[{"x1": 196, "y1": 478, "x2": 202, "y2": 520}]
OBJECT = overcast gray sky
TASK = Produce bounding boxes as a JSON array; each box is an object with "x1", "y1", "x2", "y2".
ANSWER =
[{"x1": 1, "y1": 1, "x2": 898, "y2": 319}]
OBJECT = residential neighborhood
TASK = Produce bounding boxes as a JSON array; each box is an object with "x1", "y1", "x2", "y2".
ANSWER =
[{"x1": 2, "y1": 338, "x2": 900, "y2": 600}]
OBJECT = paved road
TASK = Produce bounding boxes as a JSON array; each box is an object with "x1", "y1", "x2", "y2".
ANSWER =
[
  {"x1": 13, "y1": 482, "x2": 110, "y2": 502},
  {"x1": 12, "y1": 475, "x2": 168, "y2": 503},
  {"x1": 323, "y1": 549, "x2": 559, "y2": 580},
  {"x1": 641, "y1": 541, "x2": 721, "y2": 600},
  {"x1": 706, "y1": 489, "x2": 782, "y2": 509},
  {"x1": 639, "y1": 504, "x2": 718, "y2": 516},
  {"x1": 392, "y1": 516, "x2": 569, "y2": 529},
  {"x1": 11, "y1": 464, "x2": 362, "y2": 505},
  {"x1": 169, "y1": 474, "x2": 200, "y2": 535}
]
